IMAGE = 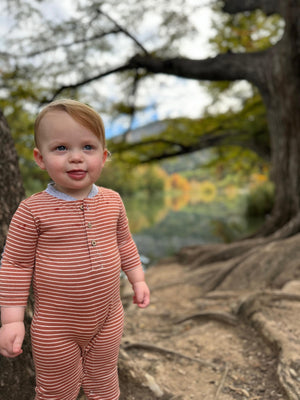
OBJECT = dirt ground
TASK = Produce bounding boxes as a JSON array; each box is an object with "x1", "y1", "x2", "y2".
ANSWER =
[{"x1": 115, "y1": 257, "x2": 300, "y2": 400}]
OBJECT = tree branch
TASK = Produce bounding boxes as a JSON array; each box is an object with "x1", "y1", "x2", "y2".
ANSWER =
[
  {"x1": 44, "y1": 44, "x2": 270, "y2": 104},
  {"x1": 222, "y1": 0, "x2": 281, "y2": 16},
  {"x1": 115, "y1": 137, "x2": 189, "y2": 150},
  {"x1": 97, "y1": 8, "x2": 149, "y2": 55},
  {"x1": 24, "y1": 30, "x2": 121, "y2": 58},
  {"x1": 111, "y1": 128, "x2": 269, "y2": 162},
  {"x1": 129, "y1": 51, "x2": 268, "y2": 88},
  {"x1": 122, "y1": 72, "x2": 142, "y2": 142},
  {"x1": 46, "y1": 62, "x2": 135, "y2": 102}
]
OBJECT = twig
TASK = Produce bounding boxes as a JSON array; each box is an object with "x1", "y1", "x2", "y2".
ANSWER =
[
  {"x1": 45, "y1": 63, "x2": 133, "y2": 103},
  {"x1": 122, "y1": 342, "x2": 218, "y2": 369},
  {"x1": 215, "y1": 363, "x2": 229, "y2": 400},
  {"x1": 228, "y1": 385, "x2": 250, "y2": 397},
  {"x1": 97, "y1": 8, "x2": 149, "y2": 55}
]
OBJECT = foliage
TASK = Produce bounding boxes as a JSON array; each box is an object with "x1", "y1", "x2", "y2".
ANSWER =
[
  {"x1": 107, "y1": 93, "x2": 269, "y2": 172},
  {"x1": 0, "y1": 0, "x2": 199, "y2": 108},
  {"x1": 193, "y1": 6, "x2": 283, "y2": 233},
  {"x1": 99, "y1": 159, "x2": 167, "y2": 196},
  {"x1": 0, "y1": 84, "x2": 50, "y2": 196},
  {"x1": 245, "y1": 179, "x2": 274, "y2": 218},
  {"x1": 1, "y1": 0, "x2": 295, "y2": 237},
  {"x1": 167, "y1": 173, "x2": 190, "y2": 192},
  {"x1": 0, "y1": 1, "x2": 276, "y2": 186},
  {"x1": 124, "y1": 193, "x2": 167, "y2": 234},
  {"x1": 210, "y1": 5, "x2": 283, "y2": 53},
  {"x1": 205, "y1": 5, "x2": 284, "y2": 105}
]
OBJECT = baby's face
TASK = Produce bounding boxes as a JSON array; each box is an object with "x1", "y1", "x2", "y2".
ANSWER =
[{"x1": 33, "y1": 110, "x2": 107, "y2": 199}]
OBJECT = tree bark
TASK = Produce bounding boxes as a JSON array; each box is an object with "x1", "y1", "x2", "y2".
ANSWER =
[
  {"x1": 0, "y1": 111, "x2": 35, "y2": 399},
  {"x1": 249, "y1": 0, "x2": 300, "y2": 234},
  {"x1": 0, "y1": 110, "x2": 25, "y2": 250}
]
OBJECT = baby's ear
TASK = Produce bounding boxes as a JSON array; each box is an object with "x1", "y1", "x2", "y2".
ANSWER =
[
  {"x1": 102, "y1": 149, "x2": 109, "y2": 166},
  {"x1": 33, "y1": 148, "x2": 46, "y2": 170}
]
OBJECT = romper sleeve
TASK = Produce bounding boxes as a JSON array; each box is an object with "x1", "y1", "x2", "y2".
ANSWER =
[
  {"x1": 116, "y1": 194, "x2": 142, "y2": 273},
  {"x1": 0, "y1": 201, "x2": 39, "y2": 307}
]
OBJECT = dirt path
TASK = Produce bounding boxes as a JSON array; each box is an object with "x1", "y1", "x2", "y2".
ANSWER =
[{"x1": 117, "y1": 258, "x2": 300, "y2": 400}]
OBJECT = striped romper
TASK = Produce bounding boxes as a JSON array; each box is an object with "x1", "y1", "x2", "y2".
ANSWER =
[{"x1": 0, "y1": 184, "x2": 142, "y2": 400}]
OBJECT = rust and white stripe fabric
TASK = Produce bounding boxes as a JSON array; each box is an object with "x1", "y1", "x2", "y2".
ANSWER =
[{"x1": 0, "y1": 185, "x2": 142, "y2": 400}]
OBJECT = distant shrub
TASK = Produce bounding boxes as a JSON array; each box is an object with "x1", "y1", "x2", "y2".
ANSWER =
[
  {"x1": 245, "y1": 181, "x2": 274, "y2": 218},
  {"x1": 99, "y1": 161, "x2": 167, "y2": 196}
]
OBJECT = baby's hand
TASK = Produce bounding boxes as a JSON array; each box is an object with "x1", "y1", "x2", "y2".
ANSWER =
[
  {"x1": 0, "y1": 322, "x2": 25, "y2": 358},
  {"x1": 132, "y1": 281, "x2": 150, "y2": 308}
]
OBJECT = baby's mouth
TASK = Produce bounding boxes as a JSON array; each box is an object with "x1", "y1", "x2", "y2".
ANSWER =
[{"x1": 67, "y1": 170, "x2": 87, "y2": 180}]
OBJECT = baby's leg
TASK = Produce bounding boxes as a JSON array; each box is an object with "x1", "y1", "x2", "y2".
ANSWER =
[
  {"x1": 82, "y1": 301, "x2": 124, "y2": 400},
  {"x1": 31, "y1": 330, "x2": 83, "y2": 400}
]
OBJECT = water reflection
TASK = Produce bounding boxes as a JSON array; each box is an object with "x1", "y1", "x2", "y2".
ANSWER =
[{"x1": 124, "y1": 189, "x2": 263, "y2": 267}]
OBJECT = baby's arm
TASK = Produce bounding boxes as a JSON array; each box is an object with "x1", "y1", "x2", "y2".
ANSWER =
[
  {"x1": 0, "y1": 307, "x2": 25, "y2": 358},
  {"x1": 116, "y1": 194, "x2": 150, "y2": 308},
  {"x1": 125, "y1": 267, "x2": 150, "y2": 308}
]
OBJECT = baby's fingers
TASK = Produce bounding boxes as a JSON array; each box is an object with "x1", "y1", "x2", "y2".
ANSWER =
[
  {"x1": 0, "y1": 345, "x2": 22, "y2": 358},
  {"x1": 12, "y1": 338, "x2": 23, "y2": 355},
  {"x1": 139, "y1": 294, "x2": 150, "y2": 308}
]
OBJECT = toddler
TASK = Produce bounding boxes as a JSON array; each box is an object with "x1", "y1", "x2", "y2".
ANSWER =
[{"x1": 0, "y1": 99, "x2": 150, "y2": 400}]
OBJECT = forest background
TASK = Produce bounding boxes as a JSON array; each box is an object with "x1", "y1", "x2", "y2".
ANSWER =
[
  {"x1": 0, "y1": 0, "x2": 279, "y2": 262},
  {"x1": 1, "y1": 0, "x2": 300, "y2": 399}
]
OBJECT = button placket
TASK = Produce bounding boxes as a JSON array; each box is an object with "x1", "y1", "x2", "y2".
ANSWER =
[{"x1": 83, "y1": 203, "x2": 103, "y2": 269}]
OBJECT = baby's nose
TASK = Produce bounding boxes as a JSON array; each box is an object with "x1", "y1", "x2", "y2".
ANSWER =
[{"x1": 69, "y1": 150, "x2": 83, "y2": 162}]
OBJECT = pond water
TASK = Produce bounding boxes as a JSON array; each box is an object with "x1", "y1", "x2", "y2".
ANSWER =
[{"x1": 123, "y1": 190, "x2": 263, "y2": 267}]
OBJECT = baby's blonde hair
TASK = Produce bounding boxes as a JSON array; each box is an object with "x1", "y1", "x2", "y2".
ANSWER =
[{"x1": 34, "y1": 99, "x2": 106, "y2": 149}]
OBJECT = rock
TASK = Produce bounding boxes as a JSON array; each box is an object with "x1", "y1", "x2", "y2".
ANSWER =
[{"x1": 282, "y1": 280, "x2": 300, "y2": 294}]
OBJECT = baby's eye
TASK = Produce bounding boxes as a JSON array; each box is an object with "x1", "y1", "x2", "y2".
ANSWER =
[
  {"x1": 84, "y1": 144, "x2": 93, "y2": 150},
  {"x1": 56, "y1": 145, "x2": 67, "y2": 151}
]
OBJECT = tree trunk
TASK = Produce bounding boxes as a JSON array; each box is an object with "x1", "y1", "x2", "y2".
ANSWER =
[
  {"x1": 251, "y1": 1, "x2": 300, "y2": 235},
  {"x1": 0, "y1": 109, "x2": 25, "y2": 249},
  {"x1": 0, "y1": 110, "x2": 36, "y2": 399}
]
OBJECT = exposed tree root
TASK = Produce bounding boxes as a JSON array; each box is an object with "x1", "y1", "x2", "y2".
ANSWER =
[
  {"x1": 249, "y1": 212, "x2": 300, "y2": 240},
  {"x1": 118, "y1": 349, "x2": 169, "y2": 399},
  {"x1": 203, "y1": 290, "x2": 250, "y2": 299},
  {"x1": 237, "y1": 290, "x2": 300, "y2": 319},
  {"x1": 175, "y1": 311, "x2": 238, "y2": 326},
  {"x1": 122, "y1": 342, "x2": 219, "y2": 370},
  {"x1": 180, "y1": 233, "x2": 300, "y2": 292},
  {"x1": 270, "y1": 212, "x2": 300, "y2": 239},
  {"x1": 236, "y1": 290, "x2": 300, "y2": 400},
  {"x1": 177, "y1": 237, "x2": 269, "y2": 268}
]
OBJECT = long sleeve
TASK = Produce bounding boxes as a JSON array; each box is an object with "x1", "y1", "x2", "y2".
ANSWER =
[
  {"x1": 116, "y1": 196, "x2": 142, "y2": 273},
  {"x1": 0, "y1": 202, "x2": 38, "y2": 307}
]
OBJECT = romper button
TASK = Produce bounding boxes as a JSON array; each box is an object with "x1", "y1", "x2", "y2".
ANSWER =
[
  {"x1": 87, "y1": 222, "x2": 92, "y2": 228},
  {"x1": 79, "y1": 204, "x2": 84, "y2": 211},
  {"x1": 91, "y1": 240, "x2": 97, "y2": 246}
]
